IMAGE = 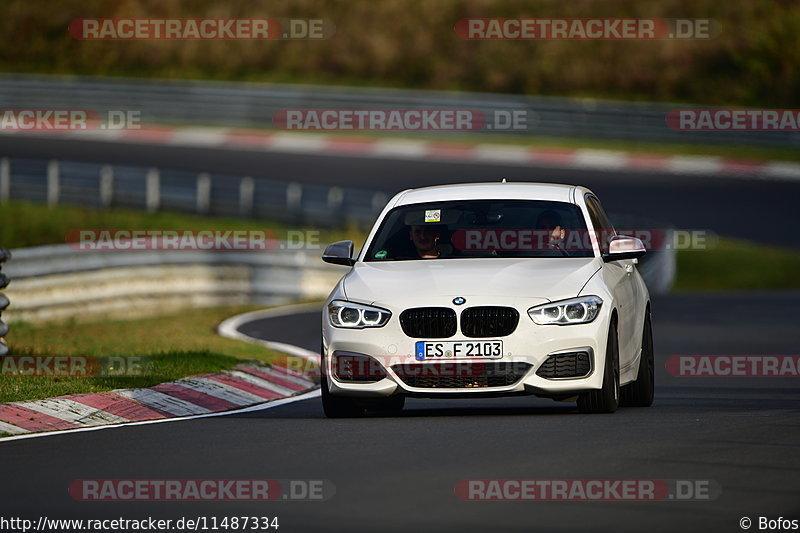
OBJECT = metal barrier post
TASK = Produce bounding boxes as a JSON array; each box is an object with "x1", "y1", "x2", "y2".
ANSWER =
[
  {"x1": 239, "y1": 176, "x2": 254, "y2": 217},
  {"x1": 146, "y1": 168, "x2": 160, "y2": 212},
  {"x1": 0, "y1": 158, "x2": 9, "y2": 202},
  {"x1": 0, "y1": 248, "x2": 10, "y2": 356},
  {"x1": 47, "y1": 160, "x2": 60, "y2": 206},
  {"x1": 196, "y1": 172, "x2": 211, "y2": 215},
  {"x1": 99, "y1": 165, "x2": 114, "y2": 207}
]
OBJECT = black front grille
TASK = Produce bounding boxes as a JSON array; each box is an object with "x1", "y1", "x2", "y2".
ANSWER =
[
  {"x1": 535, "y1": 352, "x2": 592, "y2": 379},
  {"x1": 400, "y1": 307, "x2": 457, "y2": 338},
  {"x1": 392, "y1": 362, "x2": 531, "y2": 389},
  {"x1": 460, "y1": 307, "x2": 519, "y2": 337}
]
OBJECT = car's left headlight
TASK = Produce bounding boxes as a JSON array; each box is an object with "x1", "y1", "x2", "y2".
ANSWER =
[
  {"x1": 328, "y1": 300, "x2": 392, "y2": 329},
  {"x1": 528, "y1": 296, "x2": 603, "y2": 325}
]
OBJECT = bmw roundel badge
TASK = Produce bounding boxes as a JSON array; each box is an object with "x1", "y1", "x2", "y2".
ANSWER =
[{"x1": 453, "y1": 297, "x2": 466, "y2": 305}]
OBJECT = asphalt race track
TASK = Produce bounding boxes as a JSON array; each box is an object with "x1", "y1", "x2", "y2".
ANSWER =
[
  {"x1": 2, "y1": 292, "x2": 799, "y2": 532},
  {"x1": 2, "y1": 135, "x2": 800, "y2": 248},
  {"x1": 2, "y1": 136, "x2": 799, "y2": 531}
]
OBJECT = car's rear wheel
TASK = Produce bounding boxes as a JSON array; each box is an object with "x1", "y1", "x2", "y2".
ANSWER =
[
  {"x1": 577, "y1": 319, "x2": 619, "y2": 414},
  {"x1": 620, "y1": 311, "x2": 655, "y2": 407},
  {"x1": 320, "y1": 346, "x2": 364, "y2": 418}
]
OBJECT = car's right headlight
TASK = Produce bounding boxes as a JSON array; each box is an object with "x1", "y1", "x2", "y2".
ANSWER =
[
  {"x1": 528, "y1": 296, "x2": 603, "y2": 325},
  {"x1": 328, "y1": 300, "x2": 392, "y2": 329}
]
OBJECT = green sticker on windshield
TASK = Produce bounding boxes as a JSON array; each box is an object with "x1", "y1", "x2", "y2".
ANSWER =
[{"x1": 375, "y1": 250, "x2": 388, "y2": 259}]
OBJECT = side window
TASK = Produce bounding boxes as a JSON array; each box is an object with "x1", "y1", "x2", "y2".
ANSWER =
[{"x1": 585, "y1": 195, "x2": 615, "y2": 253}]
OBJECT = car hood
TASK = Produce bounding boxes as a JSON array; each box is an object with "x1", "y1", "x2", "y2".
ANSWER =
[{"x1": 343, "y1": 257, "x2": 601, "y2": 305}]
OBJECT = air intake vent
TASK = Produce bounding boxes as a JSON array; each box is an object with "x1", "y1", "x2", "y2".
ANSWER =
[{"x1": 536, "y1": 352, "x2": 592, "y2": 379}]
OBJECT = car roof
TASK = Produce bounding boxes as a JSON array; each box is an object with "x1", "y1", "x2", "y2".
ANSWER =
[{"x1": 393, "y1": 182, "x2": 583, "y2": 206}]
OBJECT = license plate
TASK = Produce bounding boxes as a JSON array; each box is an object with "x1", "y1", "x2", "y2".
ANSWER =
[{"x1": 415, "y1": 340, "x2": 503, "y2": 360}]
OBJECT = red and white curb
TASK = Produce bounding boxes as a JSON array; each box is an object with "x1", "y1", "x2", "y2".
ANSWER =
[
  {"x1": 0, "y1": 362, "x2": 316, "y2": 439},
  {"x1": 2, "y1": 126, "x2": 799, "y2": 181}
]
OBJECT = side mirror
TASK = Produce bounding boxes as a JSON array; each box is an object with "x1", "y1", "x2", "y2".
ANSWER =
[
  {"x1": 603, "y1": 235, "x2": 646, "y2": 262},
  {"x1": 322, "y1": 240, "x2": 356, "y2": 266}
]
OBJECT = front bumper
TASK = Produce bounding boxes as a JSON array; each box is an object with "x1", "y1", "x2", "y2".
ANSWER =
[{"x1": 322, "y1": 297, "x2": 612, "y2": 398}]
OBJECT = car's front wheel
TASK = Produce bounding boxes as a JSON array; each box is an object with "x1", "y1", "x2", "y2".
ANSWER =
[
  {"x1": 364, "y1": 395, "x2": 405, "y2": 415},
  {"x1": 577, "y1": 319, "x2": 619, "y2": 414},
  {"x1": 321, "y1": 373, "x2": 365, "y2": 418},
  {"x1": 620, "y1": 311, "x2": 654, "y2": 407},
  {"x1": 320, "y1": 348, "x2": 364, "y2": 418}
]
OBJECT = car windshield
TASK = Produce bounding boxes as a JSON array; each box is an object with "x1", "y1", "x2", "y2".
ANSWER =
[{"x1": 364, "y1": 199, "x2": 593, "y2": 261}]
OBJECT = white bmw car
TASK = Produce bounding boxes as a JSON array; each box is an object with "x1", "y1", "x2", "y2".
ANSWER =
[{"x1": 321, "y1": 182, "x2": 654, "y2": 417}]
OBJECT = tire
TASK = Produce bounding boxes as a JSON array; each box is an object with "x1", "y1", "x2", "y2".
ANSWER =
[
  {"x1": 620, "y1": 312, "x2": 655, "y2": 407},
  {"x1": 364, "y1": 395, "x2": 405, "y2": 415},
  {"x1": 320, "y1": 346, "x2": 364, "y2": 418},
  {"x1": 577, "y1": 320, "x2": 620, "y2": 414}
]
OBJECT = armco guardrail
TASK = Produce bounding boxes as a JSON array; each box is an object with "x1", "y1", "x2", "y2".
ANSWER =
[
  {"x1": 0, "y1": 156, "x2": 388, "y2": 227},
  {"x1": 0, "y1": 248, "x2": 9, "y2": 355},
  {"x1": 0, "y1": 74, "x2": 796, "y2": 148},
  {"x1": 2, "y1": 244, "x2": 346, "y2": 324}
]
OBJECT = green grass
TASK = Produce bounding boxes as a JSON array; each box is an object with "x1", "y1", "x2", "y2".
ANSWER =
[
  {"x1": 675, "y1": 238, "x2": 800, "y2": 291},
  {"x1": 0, "y1": 200, "x2": 366, "y2": 250},
  {"x1": 0, "y1": 304, "x2": 311, "y2": 403}
]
